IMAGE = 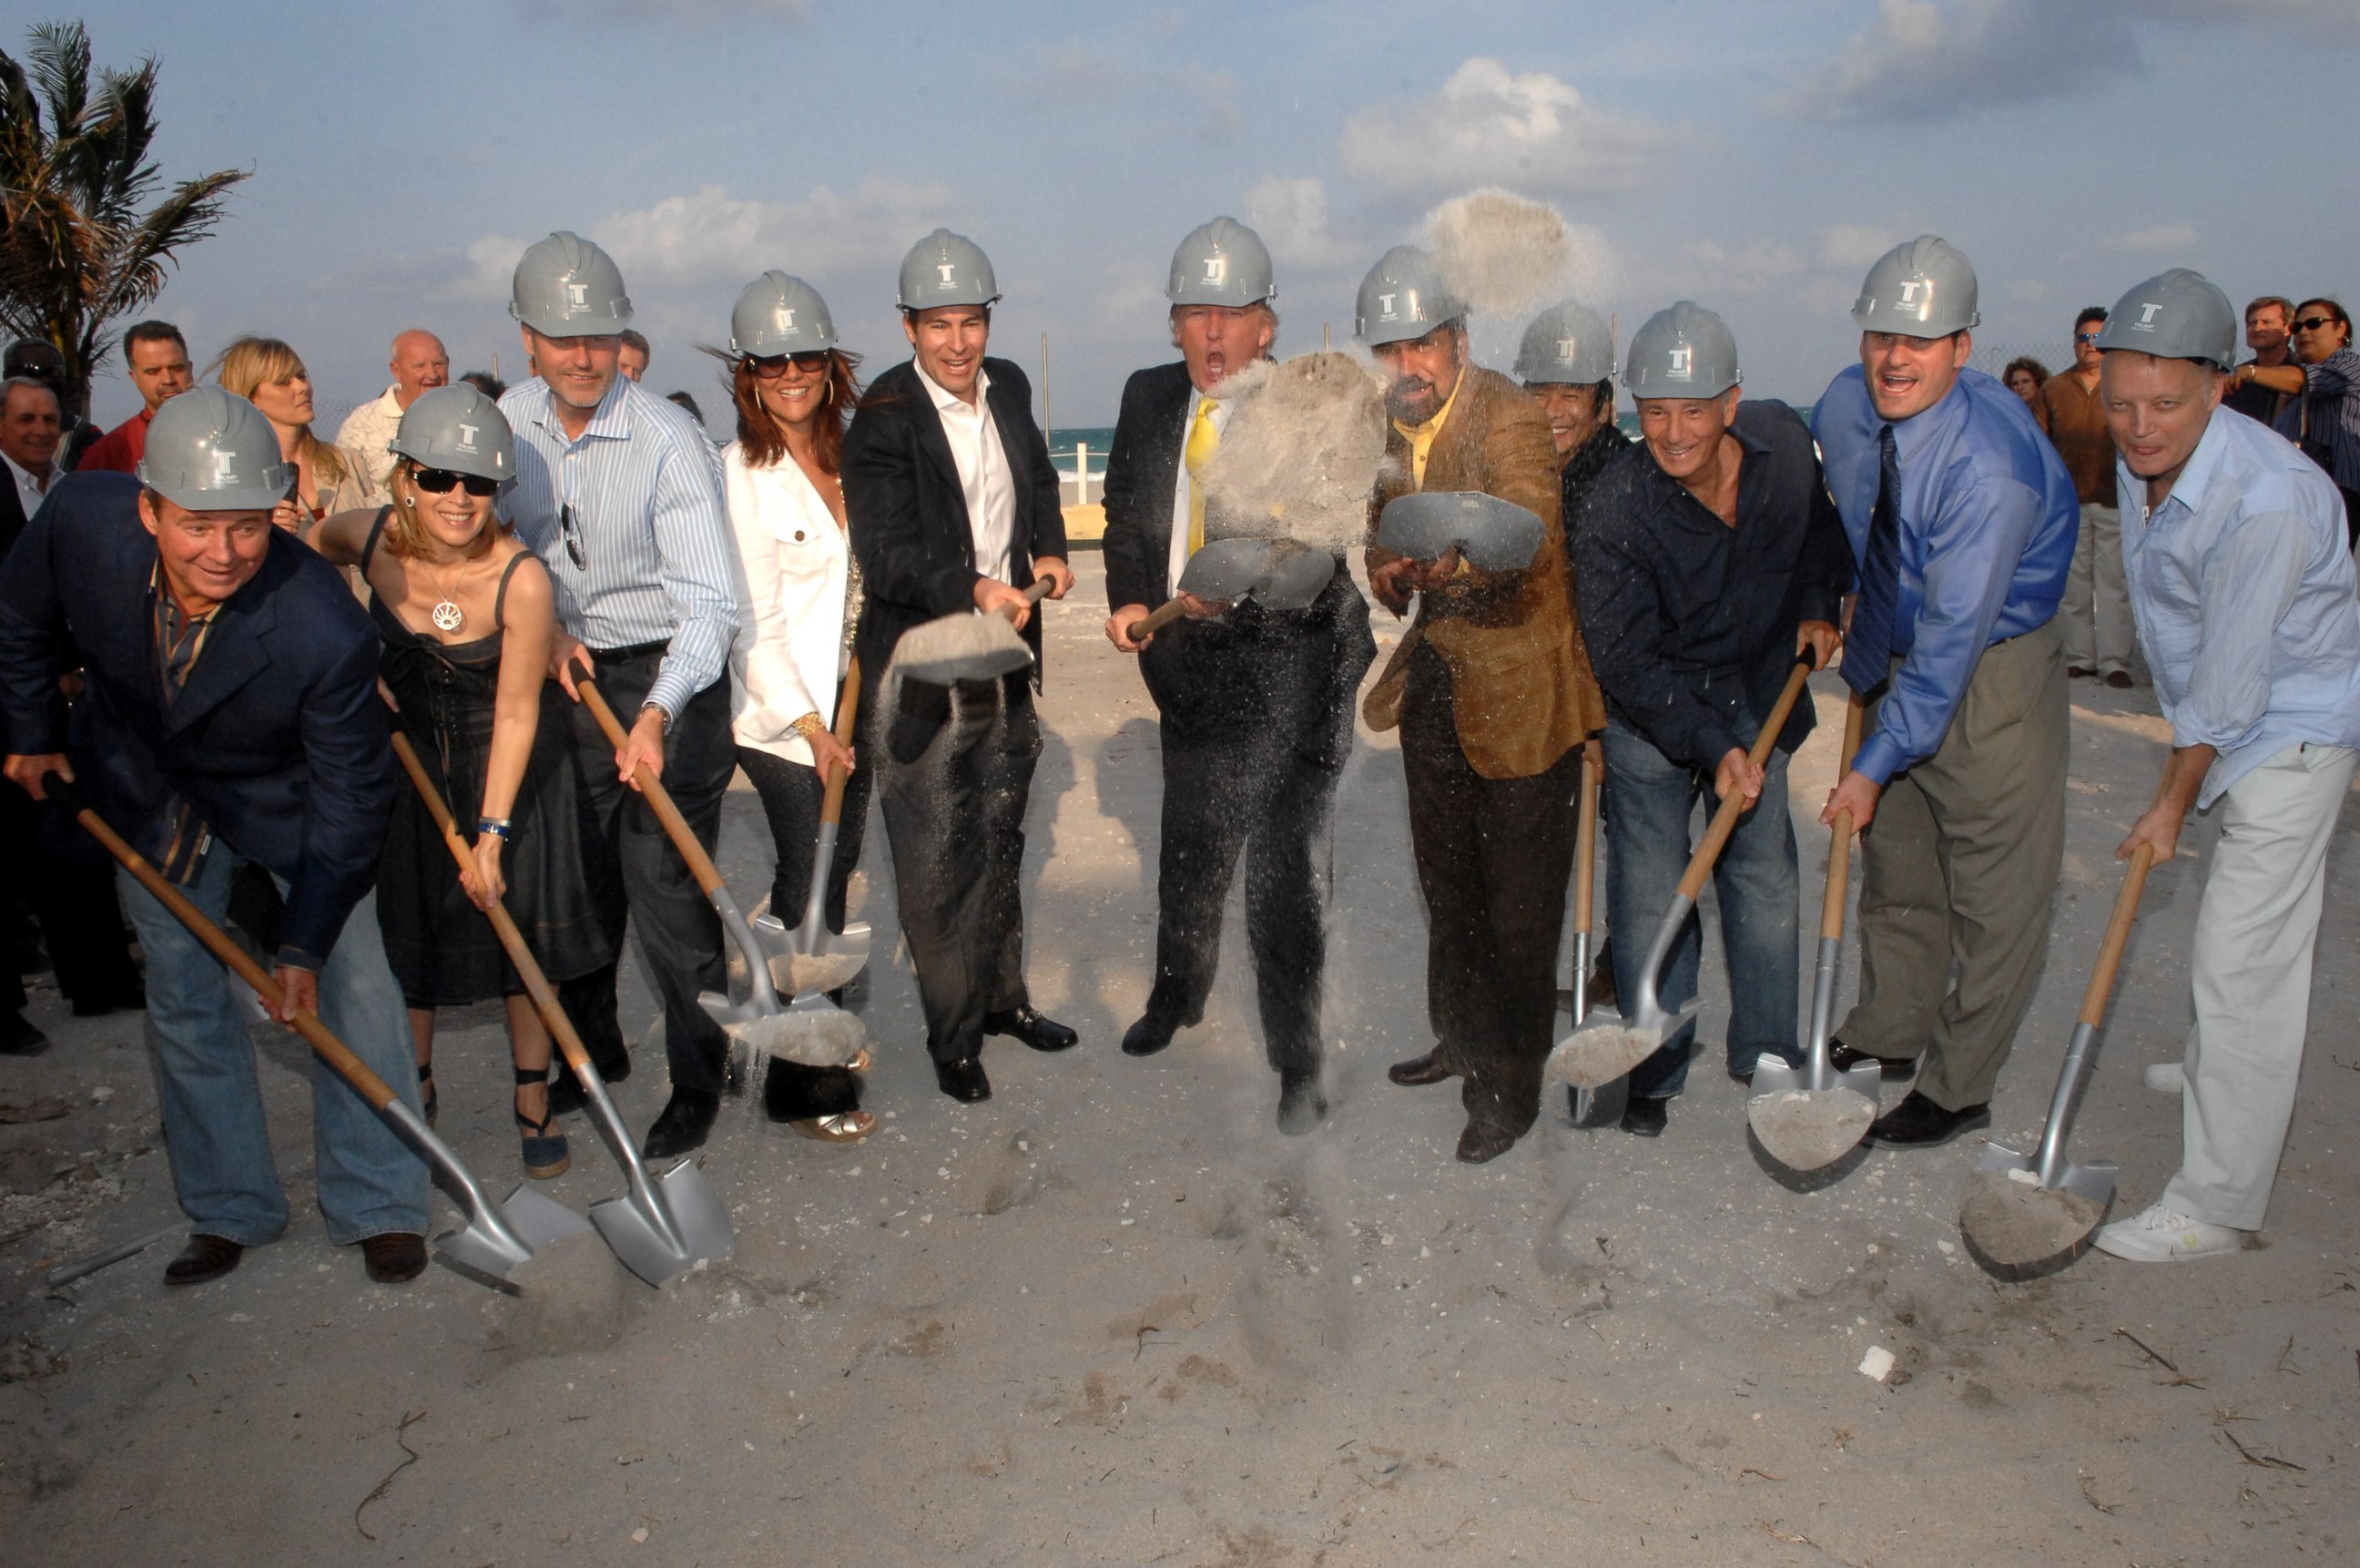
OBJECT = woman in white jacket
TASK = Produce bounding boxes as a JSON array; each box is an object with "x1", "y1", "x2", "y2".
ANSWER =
[{"x1": 721, "y1": 272, "x2": 872, "y2": 1142}]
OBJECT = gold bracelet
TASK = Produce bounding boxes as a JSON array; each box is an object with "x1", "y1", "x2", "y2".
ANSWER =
[{"x1": 790, "y1": 713, "x2": 826, "y2": 740}]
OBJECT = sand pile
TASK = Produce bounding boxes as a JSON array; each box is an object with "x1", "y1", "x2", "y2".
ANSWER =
[
  {"x1": 1958, "y1": 1166, "x2": 2107, "y2": 1269},
  {"x1": 1747, "y1": 1087, "x2": 1877, "y2": 1171},
  {"x1": 1428, "y1": 188, "x2": 1573, "y2": 318},
  {"x1": 1202, "y1": 351, "x2": 1388, "y2": 554}
]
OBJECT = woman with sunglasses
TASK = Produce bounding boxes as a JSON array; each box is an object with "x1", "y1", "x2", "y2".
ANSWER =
[
  {"x1": 210, "y1": 337, "x2": 374, "y2": 539},
  {"x1": 314, "y1": 385, "x2": 615, "y2": 1176},
  {"x1": 2244, "y1": 299, "x2": 2360, "y2": 547},
  {"x1": 717, "y1": 271, "x2": 873, "y2": 1144}
]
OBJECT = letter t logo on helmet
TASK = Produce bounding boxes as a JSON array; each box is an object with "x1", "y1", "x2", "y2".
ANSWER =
[{"x1": 211, "y1": 448, "x2": 239, "y2": 481}]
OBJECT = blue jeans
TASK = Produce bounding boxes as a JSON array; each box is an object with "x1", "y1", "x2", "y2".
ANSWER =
[
  {"x1": 120, "y1": 848, "x2": 429, "y2": 1247},
  {"x1": 1602, "y1": 718, "x2": 1800, "y2": 1099}
]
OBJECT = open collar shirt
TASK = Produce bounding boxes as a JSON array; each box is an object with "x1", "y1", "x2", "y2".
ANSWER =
[
  {"x1": 4, "y1": 451, "x2": 51, "y2": 522},
  {"x1": 499, "y1": 373, "x2": 738, "y2": 720},
  {"x1": 914, "y1": 360, "x2": 1016, "y2": 585},
  {"x1": 1814, "y1": 364, "x2": 2079, "y2": 785},
  {"x1": 2119, "y1": 407, "x2": 2360, "y2": 807}
]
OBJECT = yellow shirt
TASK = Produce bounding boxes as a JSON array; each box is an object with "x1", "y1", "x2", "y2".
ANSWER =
[{"x1": 1392, "y1": 367, "x2": 1466, "y2": 488}]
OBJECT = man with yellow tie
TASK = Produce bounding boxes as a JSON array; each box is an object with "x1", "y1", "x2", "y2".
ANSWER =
[{"x1": 1102, "y1": 217, "x2": 1376, "y2": 1134}]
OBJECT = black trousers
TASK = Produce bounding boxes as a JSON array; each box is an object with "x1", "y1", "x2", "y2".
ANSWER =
[
  {"x1": 2, "y1": 785, "x2": 140, "y2": 1010},
  {"x1": 871, "y1": 671, "x2": 1039, "y2": 1065},
  {"x1": 1400, "y1": 644, "x2": 1580, "y2": 1136},
  {"x1": 557, "y1": 651, "x2": 734, "y2": 1099}
]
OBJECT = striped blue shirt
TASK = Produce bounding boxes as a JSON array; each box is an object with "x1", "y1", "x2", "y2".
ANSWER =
[
  {"x1": 2273, "y1": 344, "x2": 2360, "y2": 492},
  {"x1": 2119, "y1": 407, "x2": 2360, "y2": 808},
  {"x1": 500, "y1": 375, "x2": 738, "y2": 719}
]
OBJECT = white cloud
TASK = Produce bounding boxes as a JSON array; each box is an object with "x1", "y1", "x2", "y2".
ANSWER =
[
  {"x1": 994, "y1": 40, "x2": 1240, "y2": 138},
  {"x1": 1816, "y1": 224, "x2": 1904, "y2": 272},
  {"x1": 451, "y1": 178, "x2": 961, "y2": 301},
  {"x1": 1338, "y1": 58, "x2": 1674, "y2": 196},
  {"x1": 1241, "y1": 176, "x2": 1360, "y2": 270},
  {"x1": 2105, "y1": 221, "x2": 2201, "y2": 252}
]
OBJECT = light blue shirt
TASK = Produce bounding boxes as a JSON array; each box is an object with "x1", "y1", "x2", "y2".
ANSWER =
[
  {"x1": 1815, "y1": 365, "x2": 2080, "y2": 784},
  {"x1": 2118, "y1": 406, "x2": 2360, "y2": 808},
  {"x1": 501, "y1": 374, "x2": 738, "y2": 720}
]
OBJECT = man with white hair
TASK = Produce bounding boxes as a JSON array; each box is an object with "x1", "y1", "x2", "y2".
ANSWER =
[
  {"x1": 335, "y1": 329, "x2": 450, "y2": 500},
  {"x1": 2090, "y1": 270, "x2": 2360, "y2": 1262}
]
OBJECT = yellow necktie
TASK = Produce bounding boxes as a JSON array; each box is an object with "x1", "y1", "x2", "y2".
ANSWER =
[{"x1": 1184, "y1": 395, "x2": 1220, "y2": 553}]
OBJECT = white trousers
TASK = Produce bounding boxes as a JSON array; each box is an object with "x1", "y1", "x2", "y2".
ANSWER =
[
  {"x1": 2163, "y1": 742, "x2": 2358, "y2": 1228},
  {"x1": 2061, "y1": 502, "x2": 2134, "y2": 675}
]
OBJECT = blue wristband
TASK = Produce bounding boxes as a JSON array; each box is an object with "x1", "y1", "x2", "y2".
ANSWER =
[{"x1": 476, "y1": 818, "x2": 513, "y2": 840}]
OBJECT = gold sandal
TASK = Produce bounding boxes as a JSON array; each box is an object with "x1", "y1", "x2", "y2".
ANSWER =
[{"x1": 790, "y1": 1111, "x2": 875, "y2": 1144}]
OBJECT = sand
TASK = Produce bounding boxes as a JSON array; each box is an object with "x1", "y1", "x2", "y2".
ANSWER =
[
  {"x1": 1747, "y1": 1086, "x2": 1878, "y2": 1172},
  {"x1": 1958, "y1": 1166, "x2": 2109, "y2": 1269},
  {"x1": 1427, "y1": 188, "x2": 1573, "y2": 318},
  {"x1": 1544, "y1": 1020, "x2": 1663, "y2": 1090},
  {"x1": 5, "y1": 555, "x2": 2356, "y2": 1565},
  {"x1": 1201, "y1": 351, "x2": 1389, "y2": 553}
]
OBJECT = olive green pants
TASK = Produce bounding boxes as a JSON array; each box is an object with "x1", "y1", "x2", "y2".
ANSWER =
[{"x1": 1839, "y1": 619, "x2": 2069, "y2": 1111}]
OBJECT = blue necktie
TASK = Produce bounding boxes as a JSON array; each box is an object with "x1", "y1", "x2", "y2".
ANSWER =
[{"x1": 1844, "y1": 423, "x2": 1906, "y2": 696}]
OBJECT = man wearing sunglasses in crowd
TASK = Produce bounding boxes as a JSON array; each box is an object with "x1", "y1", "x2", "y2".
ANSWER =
[
  {"x1": 498, "y1": 230, "x2": 744, "y2": 1159},
  {"x1": 2240, "y1": 300, "x2": 2360, "y2": 550}
]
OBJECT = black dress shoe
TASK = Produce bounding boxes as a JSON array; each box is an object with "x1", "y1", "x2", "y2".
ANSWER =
[
  {"x1": 641, "y1": 1088, "x2": 720, "y2": 1159},
  {"x1": 2, "y1": 1009, "x2": 50, "y2": 1056},
  {"x1": 1866, "y1": 1090, "x2": 1989, "y2": 1148},
  {"x1": 2103, "y1": 669, "x2": 2134, "y2": 690},
  {"x1": 546, "y1": 1054, "x2": 629, "y2": 1117},
  {"x1": 361, "y1": 1233, "x2": 428, "y2": 1284},
  {"x1": 1456, "y1": 1119, "x2": 1519, "y2": 1164},
  {"x1": 1619, "y1": 1095, "x2": 1670, "y2": 1137},
  {"x1": 984, "y1": 1007, "x2": 1078, "y2": 1053},
  {"x1": 164, "y1": 1234, "x2": 244, "y2": 1286},
  {"x1": 1121, "y1": 1013, "x2": 1182, "y2": 1058},
  {"x1": 934, "y1": 1055, "x2": 992, "y2": 1103},
  {"x1": 1277, "y1": 1071, "x2": 1327, "y2": 1135},
  {"x1": 1828, "y1": 1039, "x2": 1918, "y2": 1082},
  {"x1": 1388, "y1": 1052, "x2": 1452, "y2": 1087}
]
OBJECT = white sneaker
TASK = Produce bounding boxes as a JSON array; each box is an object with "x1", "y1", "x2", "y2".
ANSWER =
[
  {"x1": 2092, "y1": 1203, "x2": 2243, "y2": 1262},
  {"x1": 2142, "y1": 1062, "x2": 2185, "y2": 1095}
]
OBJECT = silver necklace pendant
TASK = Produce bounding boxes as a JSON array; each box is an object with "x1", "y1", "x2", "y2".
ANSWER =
[{"x1": 431, "y1": 599, "x2": 464, "y2": 634}]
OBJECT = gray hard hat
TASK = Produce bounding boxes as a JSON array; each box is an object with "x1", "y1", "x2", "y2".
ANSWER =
[
  {"x1": 510, "y1": 230, "x2": 634, "y2": 339},
  {"x1": 1622, "y1": 301, "x2": 1741, "y2": 400},
  {"x1": 389, "y1": 384, "x2": 515, "y2": 484},
  {"x1": 1356, "y1": 245, "x2": 1462, "y2": 348},
  {"x1": 730, "y1": 271, "x2": 839, "y2": 358},
  {"x1": 2095, "y1": 269, "x2": 2237, "y2": 369},
  {"x1": 897, "y1": 228, "x2": 1001, "y2": 311},
  {"x1": 136, "y1": 387, "x2": 297, "y2": 512},
  {"x1": 1166, "y1": 217, "x2": 1276, "y2": 308},
  {"x1": 1851, "y1": 234, "x2": 1980, "y2": 339},
  {"x1": 1515, "y1": 300, "x2": 1615, "y2": 384}
]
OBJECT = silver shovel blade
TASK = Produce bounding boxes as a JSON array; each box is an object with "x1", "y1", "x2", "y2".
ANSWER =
[
  {"x1": 890, "y1": 611, "x2": 1034, "y2": 686},
  {"x1": 590, "y1": 1158, "x2": 734, "y2": 1287},
  {"x1": 1375, "y1": 490, "x2": 1546, "y2": 572},
  {"x1": 750, "y1": 910, "x2": 874, "y2": 970},
  {"x1": 698, "y1": 985, "x2": 772, "y2": 1029},
  {"x1": 1544, "y1": 997, "x2": 1702, "y2": 1090},
  {"x1": 434, "y1": 1184, "x2": 589, "y2": 1288},
  {"x1": 1748, "y1": 1056, "x2": 1884, "y2": 1101},
  {"x1": 1975, "y1": 1141, "x2": 2121, "y2": 1209}
]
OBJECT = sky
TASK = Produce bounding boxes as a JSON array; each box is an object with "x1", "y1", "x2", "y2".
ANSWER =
[{"x1": 38, "y1": 0, "x2": 2360, "y2": 433}]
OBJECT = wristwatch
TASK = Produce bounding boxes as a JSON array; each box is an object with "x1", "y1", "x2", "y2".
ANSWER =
[{"x1": 638, "y1": 701, "x2": 670, "y2": 736}]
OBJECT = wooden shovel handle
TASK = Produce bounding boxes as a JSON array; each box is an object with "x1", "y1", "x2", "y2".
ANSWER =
[
  {"x1": 1133, "y1": 597, "x2": 1187, "y2": 638},
  {"x1": 387, "y1": 732, "x2": 597, "y2": 1076},
  {"x1": 1819, "y1": 692, "x2": 1867, "y2": 940},
  {"x1": 2080, "y1": 844, "x2": 2154, "y2": 1028},
  {"x1": 576, "y1": 677, "x2": 729, "y2": 899},
  {"x1": 49, "y1": 780, "x2": 397, "y2": 1112},
  {"x1": 818, "y1": 657, "x2": 862, "y2": 828},
  {"x1": 1677, "y1": 653, "x2": 1815, "y2": 901},
  {"x1": 1000, "y1": 576, "x2": 1054, "y2": 621},
  {"x1": 1573, "y1": 736, "x2": 1602, "y2": 934}
]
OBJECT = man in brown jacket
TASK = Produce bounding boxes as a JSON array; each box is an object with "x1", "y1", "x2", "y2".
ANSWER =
[{"x1": 1356, "y1": 246, "x2": 1600, "y2": 1164}]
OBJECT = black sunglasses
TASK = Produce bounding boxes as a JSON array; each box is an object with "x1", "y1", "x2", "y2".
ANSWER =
[
  {"x1": 411, "y1": 467, "x2": 500, "y2": 498},
  {"x1": 748, "y1": 351, "x2": 832, "y2": 379},
  {"x1": 559, "y1": 502, "x2": 586, "y2": 569},
  {"x1": 2294, "y1": 316, "x2": 2339, "y2": 332}
]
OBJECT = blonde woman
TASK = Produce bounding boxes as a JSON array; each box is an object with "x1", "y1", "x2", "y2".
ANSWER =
[
  {"x1": 211, "y1": 337, "x2": 373, "y2": 537},
  {"x1": 314, "y1": 386, "x2": 616, "y2": 1177}
]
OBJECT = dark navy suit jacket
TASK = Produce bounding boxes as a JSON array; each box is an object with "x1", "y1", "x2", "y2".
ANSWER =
[{"x1": 0, "y1": 473, "x2": 394, "y2": 967}]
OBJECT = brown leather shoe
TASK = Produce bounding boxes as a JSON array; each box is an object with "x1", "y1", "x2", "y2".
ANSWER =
[
  {"x1": 163, "y1": 1234, "x2": 243, "y2": 1286},
  {"x1": 1455, "y1": 1119, "x2": 1519, "y2": 1164},
  {"x1": 1388, "y1": 1051, "x2": 1452, "y2": 1087},
  {"x1": 361, "y1": 1233, "x2": 428, "y2": 1284}
]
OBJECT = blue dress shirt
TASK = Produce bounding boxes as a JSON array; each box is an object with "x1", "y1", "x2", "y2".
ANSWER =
[
  {"x1": 1814, "y1": 364, "x2": 2079, "y2": 785},
  {"x1": 2119, "y1": 407, "x2": 2360, "y2": 808},
  {"x1": 500, "y1": 375, "x2": 739, "y2": 721}
]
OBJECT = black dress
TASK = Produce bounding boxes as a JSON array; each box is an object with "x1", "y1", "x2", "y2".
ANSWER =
[{"x1": 365, "y1": 514, "x2": 615, "y2": 1006}]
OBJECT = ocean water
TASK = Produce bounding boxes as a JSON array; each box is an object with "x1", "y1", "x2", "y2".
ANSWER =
[{"x1": 1046, "y1": 427, "x2": 1115, "y2": 472}]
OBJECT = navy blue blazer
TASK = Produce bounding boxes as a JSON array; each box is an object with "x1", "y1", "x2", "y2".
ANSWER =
[{"x1": 0, "y1": 473, "x2": 395, "y2": 967}]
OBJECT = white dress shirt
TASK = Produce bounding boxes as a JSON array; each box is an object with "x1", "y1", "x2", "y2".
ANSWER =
[
  {"x1": 333, "y1": 386, "x2": 403, "y2": 503},
  {"x1": 724, "y1": 442, "x2": 851, "y2": 766},
  {"x1": 914, "y1": 360, "x2": 1016, "y2": 585},
  {"x1": 4, "y1": 451, "x2": 51, "y2": 522},
  {"x1": 1165, "y1": 384, "x2": 1227, "y2": 590}
]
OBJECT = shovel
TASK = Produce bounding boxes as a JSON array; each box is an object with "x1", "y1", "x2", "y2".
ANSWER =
[
  {"x1": 1126, "y1": 536, "x2": 1339, "y2": 640},
  {"x1": 1561, "y1": 738, "x2": 1626, "y2": 1129},
  {"x1": 1958, "y1": 843, "x2": 2153, "y2": 1271},
  {"x1": 1546, "y1": 652, "x2": 1816, "y2": 1091},
  {"x1": 1375, "y1": 490, "x2": 1547, "y2": 572},
  {"x1": 575, "y1": 679, "x2": 868, "y2": 1087},
  {"x1": 389, "y1": 732, "x2": 732, "y2": 1287},
  {"x1": 748, "y1": 657, "x2": 873, "y2": 993},
  {"x1": 49, "y1": 778, "x2": 583, "y2": 1290},
  {"x1": 889, "y1": 577, "x2": 1055, "y2": 687},
  {"x1": 1747, "y1": 691, "x2": 1884, "y2": 1171}
]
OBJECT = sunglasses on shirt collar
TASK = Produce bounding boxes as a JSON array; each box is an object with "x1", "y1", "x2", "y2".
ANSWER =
[{"x1": 411, "y1": 467, "x2": 500, "y2": 498}]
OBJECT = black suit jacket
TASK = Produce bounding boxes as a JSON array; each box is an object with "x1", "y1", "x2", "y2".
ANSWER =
[
  {"x1": 0, "y1": 473, "x2": 396, "y2": 966},
  {"x1": 1101, "y1": 361, "x2": 1194, "y2": 612},
  {"x1": 0, "y1": 467, "x2": 28, "y2": 566},
  {"x1": 842, "y1": 357, "x2": 1068, "y2": 706}
]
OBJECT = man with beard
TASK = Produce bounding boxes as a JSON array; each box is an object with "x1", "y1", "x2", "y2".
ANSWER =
[{"x1": 1101, "y1": 217, "x2": 1374, "y2": 1134}]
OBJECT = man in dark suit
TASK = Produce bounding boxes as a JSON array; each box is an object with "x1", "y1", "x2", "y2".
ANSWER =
[
  {"x1": 0, "y1": 389, "x2": 430, "y2": 1287},
  {"x1": 841, "y1": 229, "x2": 1077, "y2": 1103},
  {"x1": 1100, "y1": 217, "x2": 1375, "y2": 1134}
]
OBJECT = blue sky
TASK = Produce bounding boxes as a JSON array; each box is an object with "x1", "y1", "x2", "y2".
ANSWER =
[{"x1": 46, "y1": 0, "x2": 2360, "y2": 431}]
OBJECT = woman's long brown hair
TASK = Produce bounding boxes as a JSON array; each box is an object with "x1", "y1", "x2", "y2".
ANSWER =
[{"x1": 724, "y1": 349, "x2": 864, "y2": 472}]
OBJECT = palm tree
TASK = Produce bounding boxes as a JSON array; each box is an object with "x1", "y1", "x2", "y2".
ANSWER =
[{"x1": 0, "y1": 20, "x2": 246, "y2": 419}]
